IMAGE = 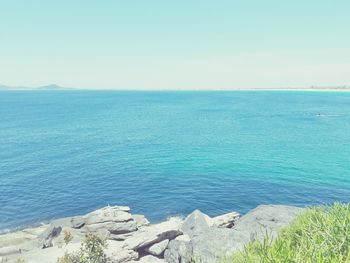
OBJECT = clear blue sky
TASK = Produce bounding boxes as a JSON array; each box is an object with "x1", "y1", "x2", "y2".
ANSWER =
[{"x1": 0, "y1": 0, "x2": 349, "y2": 89}]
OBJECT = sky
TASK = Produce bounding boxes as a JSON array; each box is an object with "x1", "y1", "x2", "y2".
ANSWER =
[{"x1": 0, "y1": 0, "x2": 349, "y2": 90}]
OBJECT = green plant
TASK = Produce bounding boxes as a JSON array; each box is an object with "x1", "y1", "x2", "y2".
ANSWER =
[
  {"x1": 226, "y1": 202, "x2": 350, "y2": 263},
  {"x1": 57, "y1": 233, "x2": 108, "y2": 263},
  {"x1": 56, "y1": 253, "x2": 81, "y2": 263},
  {"x1": 63, "y1": 230, "x2": 73, "y2": 245},
  {"x1": 80, "y1": 234, "x2": 108, "y2": 263}
]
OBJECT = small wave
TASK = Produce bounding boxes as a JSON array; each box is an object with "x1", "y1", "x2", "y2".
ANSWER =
[{"x1": 316, "y1": 113, "x2": 344, "y2": 117}]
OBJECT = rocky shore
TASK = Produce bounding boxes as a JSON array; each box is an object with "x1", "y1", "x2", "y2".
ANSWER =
[{"x1": 0, "y1": 205, "x2": 302, "y2": 263}]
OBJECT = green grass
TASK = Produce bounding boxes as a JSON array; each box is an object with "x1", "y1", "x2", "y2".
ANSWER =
[{"x1": 226, "y1": 203, "x2": 350, "y2": 263}]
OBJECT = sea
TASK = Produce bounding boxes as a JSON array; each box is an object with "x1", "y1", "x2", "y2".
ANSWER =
[{"x1": 1, "y1": 90, "x2": 350, "y2": 232}]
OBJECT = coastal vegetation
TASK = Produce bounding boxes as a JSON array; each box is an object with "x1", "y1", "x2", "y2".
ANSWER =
[
  {"x1": 228, "y1": 203, "x2": 350, "y2": 263},
  {"x1": 57, "y1": 234, "x2": 108, "y2": 263},
  {"x1": 63, "y1": 230, "x2": 73, "y2": 246}
]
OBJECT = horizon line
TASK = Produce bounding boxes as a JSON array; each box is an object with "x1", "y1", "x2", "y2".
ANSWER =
[{"x1": 1, "y1": 83, "x2": 350, "y2": 92}]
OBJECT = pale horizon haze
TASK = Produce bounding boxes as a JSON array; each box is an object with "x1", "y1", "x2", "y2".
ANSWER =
[{"x1": 1, "y1": 1, "x2": 350, "y2": 90}]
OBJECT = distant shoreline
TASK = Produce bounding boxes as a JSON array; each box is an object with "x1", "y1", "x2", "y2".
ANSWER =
[
  {"x1": 1, "y1": 84, "x2": 350, "y2": 92},
  {"x1": 1, "y1": 88, "x2": 350, "y2": 92}
]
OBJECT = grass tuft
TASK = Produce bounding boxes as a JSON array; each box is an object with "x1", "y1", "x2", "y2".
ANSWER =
[{"x1": 227, "y1": 202, "x2": 350, "y2": 263}]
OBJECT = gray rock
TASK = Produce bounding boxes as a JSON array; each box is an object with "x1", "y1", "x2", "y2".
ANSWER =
[
  {"x1": 123, "y1": 218, "x2": 182, "y2": 251},
  {"x1": 71, "y1": 216, "x2": 85, "y2": 229},
  {"x1": 38, "y1": 225, "x2": 62, "y2": 248},
  {"x1": 233, "y1": 204, "x2": 303, "y2": 240},
  {"x1": 190, "y1": 227, "x2": 247, "y2": 262},
  {"x1": 0, "y1": 240, "x2": 39, "y2": 257},
  {"x1": 105, "y1": 240, "x2": 139, "y2": 263},
  {"x1": 84, "y1": 220, "x2": 137, "y2": 235},
  {"x1": 132, "y1": 214, "x2": 151, "y2": 228},
  {"x1": 51, "y1": 227, "x2": 85, "y2": 248},
  {"x1": 164, "y1": 234, "x2": 193, "y2": 263},
  {"x1": 49, "y1": 217, "x2": 75, "y2": 228},
  {"x1": 0, "y1": 204, "x2": 303, "y2": 263},
  {"x1": 84, "y1": 206, "x2": 132, "y2": 225},
  {"x1": 109, "y1": 232, "x2": 136, "y2": 241},
  {"x1": 6, "y1": 242, "x2": 81, "y2": 263},
  {"x1": 136, "y1": 255, "x2": 165, "y2": 263},
  {"x1": 0, "y1": 225, "x2": 47, "y2": 257},
  {"x1": 145, "y1": 239, "x2": 169, "y2": 256},
  {"x1": 188, "y1": 205, "x2": 303, "y2": 262},
  {"x1": 210, "y1": 212, "x2": 240, "y2": 228},
  {"x1": 181, "y1": 210, "x2": 210, "y2": 239}
]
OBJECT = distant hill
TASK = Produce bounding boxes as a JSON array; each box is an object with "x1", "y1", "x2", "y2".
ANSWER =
[
  {"x1": 36, "y1": 84, "x2": 73, "y2": 90},
  {"x1": 0, "y1": 84, "x2": 74, "y2": 90}
]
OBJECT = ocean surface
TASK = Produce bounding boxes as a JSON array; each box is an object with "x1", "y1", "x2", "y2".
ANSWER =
[{"x1": 1, "y1": 91, "x2": 350, "y2": 232}]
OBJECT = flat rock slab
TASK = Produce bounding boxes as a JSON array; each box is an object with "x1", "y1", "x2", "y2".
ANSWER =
[
  {"x1": 84, "y1": 206, "x2": 132, "y2": 225},
  {"x1": 84, "y1": 220, "x2": 138, "y2": 235},
  {"x1": 123, "y1": 218, "x2": 183, "y2": 251},
  {"x1": 105, "y1": 240, "x2": 139, "y2": 263},
  {"x1": 0, "y1": 225, "x2": 47, "y2": 250},
  {"x1": 145, "y1": 239, "x2": 169, "y2": 256},
  {"x1": 233, "y1": 204, "x2": 303, "y2": 240},
  {"x1": 4, "y1": 242, "x2": 81, "y2": 263},
  {"x1": 210, "y1": 212, "x2": 240, "y2": 228}
]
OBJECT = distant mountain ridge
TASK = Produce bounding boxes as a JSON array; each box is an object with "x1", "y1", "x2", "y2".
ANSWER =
[{"x1": 0, "y1": 84, "x2": 74, "y2": 90}]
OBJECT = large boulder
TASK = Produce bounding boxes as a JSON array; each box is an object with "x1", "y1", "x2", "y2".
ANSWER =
[
  {"x1": 189, "y1": 227, "x2": 247, "y2": 262},
  {"x1": 123, "y1": 218, "x2": 183, "y2": 251},
  {"x1": 233, "y1": 204, "x2": 303, "y2": 240},
  {"x1": 164, "y1": 234, "x2": 193, "y2": 263},
  {"x1": 181, "y1": 210, "x2": 210, "y2": 239},
  {"x1": 188, "y1": 205, "x2": 303, "y2": 262},
  {"x1": 74, "y1": 206, "x2": 143, "y2": 240}
]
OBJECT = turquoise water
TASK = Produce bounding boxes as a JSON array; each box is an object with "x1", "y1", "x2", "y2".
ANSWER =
[{"x1": 1, "y1": 91, "x2": 350, "y2": 232}]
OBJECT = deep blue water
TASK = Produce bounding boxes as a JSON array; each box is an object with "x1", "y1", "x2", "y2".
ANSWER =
[{"x1": 1, "y1": 91, "x2": 350, "y2": 232}]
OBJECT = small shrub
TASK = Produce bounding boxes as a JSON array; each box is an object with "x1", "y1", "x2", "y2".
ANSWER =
[
  {"x1": 56, "y1": 253, "x2": 81, "y2": 263},
  {"x1": 80, "y1": 233, "x2": 108, "y2": 263},
  {"x1": 56, "y1": 233, "x2": 108, "y2": 263},
  {"x1": 63, "y1": 230, "x2": 73, "y2": 245}
]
